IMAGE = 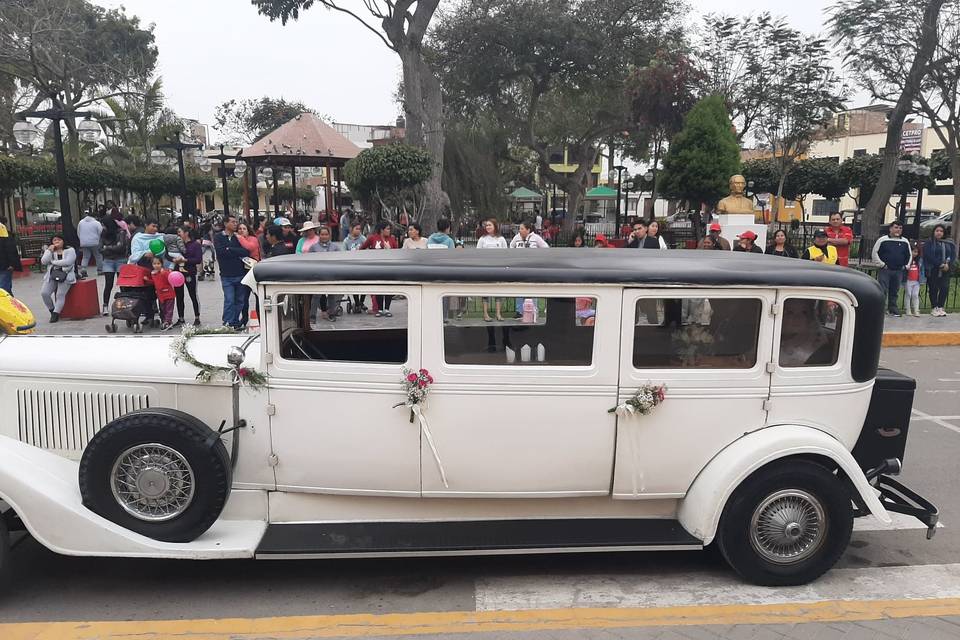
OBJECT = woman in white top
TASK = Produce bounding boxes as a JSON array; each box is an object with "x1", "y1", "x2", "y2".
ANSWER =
[
  {"x1": 647, "y1": 220, "x2": 669, "y2": 249},
  {"x1": 509, "y1": 220, "x2": 549, "y2": 248},
  {"x1": 402, "y1": 223, "x2": 428, "y2": 249},
  {"x1": 476, "y1": 218, "x2": 508, "y2": 321},
  {"x1": 40, "y1": 234, "x2": 77, "y2": 323}
]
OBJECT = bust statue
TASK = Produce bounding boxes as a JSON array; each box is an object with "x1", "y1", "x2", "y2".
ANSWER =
[{"x1": 717, "y1": 174, "x2": 755, "y2": 216}]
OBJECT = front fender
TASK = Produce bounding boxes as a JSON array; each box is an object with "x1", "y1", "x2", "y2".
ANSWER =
[{"x1": 678, "y1": 424, "x2": 890, "y2": 545}]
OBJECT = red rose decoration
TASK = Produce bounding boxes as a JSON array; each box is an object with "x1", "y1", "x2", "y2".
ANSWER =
[{"x1": 407, "y1": 373, "x2": 418, "y2": 382}]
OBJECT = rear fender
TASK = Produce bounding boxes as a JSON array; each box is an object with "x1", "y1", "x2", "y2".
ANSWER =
[{"x1": 678, "y1": 424, "x2": 890, "y2": 545}]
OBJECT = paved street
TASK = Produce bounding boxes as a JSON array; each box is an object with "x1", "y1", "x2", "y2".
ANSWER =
[{"x1": 0, "y1": 342, "x2": 959, "y2": 638}]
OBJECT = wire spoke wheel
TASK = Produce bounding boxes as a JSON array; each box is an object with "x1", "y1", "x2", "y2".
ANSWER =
[
  {"x1": 749, "y1": 489, "x2": 827, "y2": 565},
  {"x1": 110, "y1": 443, "x2": 195, "y2": 522}
]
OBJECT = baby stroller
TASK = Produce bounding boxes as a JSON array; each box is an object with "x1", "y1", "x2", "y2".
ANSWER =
[{"x1": 105, "y1": 264, "x2": 159, "y2": 334}]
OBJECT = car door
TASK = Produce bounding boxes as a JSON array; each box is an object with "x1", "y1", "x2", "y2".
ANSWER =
[
  {"x1": 614, "y1": 288, "x2": 775, "y2": 499},
  {"x1": 418, "y1": 285, "x2": 620, "y2": 497},
  {"x1": 265, "y1": 284, "x2": 422, "y2": 496},
  {"x1": 768, "y1": 289, "x2": 866, "y2": 449}
]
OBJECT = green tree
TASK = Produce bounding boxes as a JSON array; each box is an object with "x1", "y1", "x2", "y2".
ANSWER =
[
  {"x1": 830, "y1": 0, "x2": 948, "y2": 242},
  {"x1": 343, "y1": 144, "x2": 433, "y2": 222},
  {"x1": 626, "y1": 48, "x2": 703, "y2": 212},
  {"x1": 741, "y1": 158, "x2": 780, "y2": 196},
  {"x1": 433, "y1": 0, "x2": 683, "y2": 229},
  {"x1": 755, "y1": 36, "x2": 847, "y2": 217},
  {"x1": 96, "y1": 79, "x2": 182, "y2": 169},
  {"x1": 442, "y1": 116, "x2": 514, "y2": 223},
  {"x1": 213, "y1": 97, "x2": 320, "y2": 145},
  {"x1": 782, "y1": 158, "x2": 847, "y2": 219},
  {"x1": 694, "y1": 13, "x2": 801, "y2": 142},
  {"x1": 659, "y1": 95, "x2": 741, "y2": 208},
  {"x1": 0, "y1": 0, "x2": 159, "y2": 157},
  {"x1": 252, "y1": 0, "x2": 446, "y2": 230},
  {"x1": 839, "y1": 154, "x2": 884, "y2": 209}
]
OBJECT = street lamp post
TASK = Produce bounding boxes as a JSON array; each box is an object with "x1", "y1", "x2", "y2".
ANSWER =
[
  {"x1": 209, "y1": 145, "x2": 241, "y2": 216},
  {"x1": 15, "y1": 106, "x2": 101, "y2": 248},
  {"x1": 154, "y1": 134, "x2": 203, "y2": 222},
  {"x1": 642, "y1": 171, "x2": 654, "y2": 219},
  {"x1": 609, "y1": 165, "x2": 626, "y2": 232},
  {"x1": 623, "y1": 179, "x2": 634, "y2": 221}
]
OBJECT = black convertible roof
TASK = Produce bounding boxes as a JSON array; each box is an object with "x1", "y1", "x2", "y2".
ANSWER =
[
  {"x1": 254, "y1": 249, "x2": 886, "y2": 382},
  {"x1": 254, "y1": 248, "x2": 879, "y2": 297}
]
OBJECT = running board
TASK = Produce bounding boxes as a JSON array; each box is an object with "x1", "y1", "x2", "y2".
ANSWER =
[{"x1": 255, "y1": 518, "x2": 702, "y2": 559}]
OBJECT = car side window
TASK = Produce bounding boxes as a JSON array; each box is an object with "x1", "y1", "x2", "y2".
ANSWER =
[
  {"x1": 779, "y1": 298, "x2": 843, "y2": 368},
  {"x1": 277, "y1": 293, "x2": 408, "y2": 364},
  {"x1": 632, "y1": 297, "x2": 762, "y2": 369},
  {"x1": 441, "y1": 295, "x2": 597, "y2": 366}
]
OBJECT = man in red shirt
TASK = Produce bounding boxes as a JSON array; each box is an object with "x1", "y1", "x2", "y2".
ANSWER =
[{"x1": 825, "y1": 212, "x2": 854, "y2": 266}]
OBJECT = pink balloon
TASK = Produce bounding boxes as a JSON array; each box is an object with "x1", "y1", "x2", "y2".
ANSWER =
[{"x1": 168, "y1": 271, "x2": 185, "y2": 288}]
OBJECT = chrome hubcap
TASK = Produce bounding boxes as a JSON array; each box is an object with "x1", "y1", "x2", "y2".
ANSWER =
[
  {"x1": 750, "y1": 489, "x2": 826, "y2": 565},
  {"x1": 110, "y1": 444, "x2": 195, "y2": 522}
]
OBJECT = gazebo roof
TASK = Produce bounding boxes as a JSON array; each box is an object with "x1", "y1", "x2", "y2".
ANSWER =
[
  {"x1": 508, "y1": 186, "x2": 542, "y2": 200},
  {"x1": 240, "y1": 113, "x2": 361, "y2": 168},
  {"x1": 585, "y1": 185, "x2": 617, "y2": 199}
]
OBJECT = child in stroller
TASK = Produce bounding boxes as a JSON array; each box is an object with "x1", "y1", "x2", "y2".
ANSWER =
[{"x1": 105, "y1": 262, "x2": 158, "y2": 334}]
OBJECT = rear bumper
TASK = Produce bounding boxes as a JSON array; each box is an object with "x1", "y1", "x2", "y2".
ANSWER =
[{"x1": 856, "y1": 458, "x2": 939, "y2": 539}]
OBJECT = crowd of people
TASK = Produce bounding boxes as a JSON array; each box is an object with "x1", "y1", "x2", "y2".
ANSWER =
[{"x1": 2, "y1": 202, "x2": 957, "y2": 327}]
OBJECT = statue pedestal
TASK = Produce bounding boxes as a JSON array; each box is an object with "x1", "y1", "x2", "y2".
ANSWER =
[{"x1": 717, "y1": 214, "x2": 755, "y2": 227}]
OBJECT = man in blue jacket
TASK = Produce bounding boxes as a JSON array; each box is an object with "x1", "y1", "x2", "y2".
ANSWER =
[
  {"x1": 213, "y1": 215, "x2": 250, "y2": 329},
  {"x1": 871, "y1": 220, "x2": 912, "y2": 317}
]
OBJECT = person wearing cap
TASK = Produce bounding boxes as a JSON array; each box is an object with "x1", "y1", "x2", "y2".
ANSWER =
[
  {"x1": 734, "y1": 230, "x2": 762, "y2": 254},
  {"x1": 272, "y1": 217, "x2": 297, "y2": 252},
  {"x1": 296, "y1": 221, "x2": 322, "y2": 254},
  {"x1": 707, "y1": 222, "x2": 731, "y2": 251},
  {"x1": 801, "y1": 230, "x2": 838, "y2": 264}
]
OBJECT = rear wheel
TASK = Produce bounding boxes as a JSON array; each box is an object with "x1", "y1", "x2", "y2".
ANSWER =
[{"x1": 717, "y1": 460, "x2": 852, "y2": 586}]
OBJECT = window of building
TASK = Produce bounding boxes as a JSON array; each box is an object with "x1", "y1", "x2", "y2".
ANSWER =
[
  {"x1": 632, "y1": 298, "x2": 762, "y2": 369},
  {"x1": 277, "y1": 293, "x2": 408, "y2": 363},
  {"x1": 779, "y1": 299, "x2": 843, "y2": 368},
  {"x1": 812, "y1": 199, "x2": 841, "y2": 217},
  {"x1": 853, "y1": 149, "x2": 867, "y2": 157},
  {"x1": 442, "y1": 296, "x2": 597, "y2": 366},
  {"x1": 548, "y1": 148, "x2": 565, "y2": 164}
]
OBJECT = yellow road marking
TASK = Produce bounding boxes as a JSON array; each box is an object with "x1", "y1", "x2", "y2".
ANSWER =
[
  {"x1": 883, "y1": 331, "x2": 960, "y2": 347},
  {"x1": 5, "y1": 598, "x2": 960, "y2": 639}
]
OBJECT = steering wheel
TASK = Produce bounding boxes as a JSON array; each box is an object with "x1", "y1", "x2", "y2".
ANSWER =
[{"x1": 289, "y1": 330, "x2": 328, "y2": 361}]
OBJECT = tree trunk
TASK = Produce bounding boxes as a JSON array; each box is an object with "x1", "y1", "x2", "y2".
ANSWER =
[
  {"x1": 774, "y1": 172, "x2": 787, "y2": 218},
  {"x1": 398, "y1": 44, "x2": 445, "y2": 233},
  {"x1": 862, "y1": 0, "x2": 945, "y2": 245}
]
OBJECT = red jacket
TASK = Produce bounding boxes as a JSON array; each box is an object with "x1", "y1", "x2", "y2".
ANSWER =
[
  {"x1": 151, "y1": 269, "x2": 176, "y2": 303},
  {"x1": 360, "y1": 234, "x2": 398, "y2": 250}
]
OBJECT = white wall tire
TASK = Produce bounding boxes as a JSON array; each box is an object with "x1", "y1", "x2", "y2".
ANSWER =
[{"x1": 717, "y1": 460, "x2": 853, "y2": 586}]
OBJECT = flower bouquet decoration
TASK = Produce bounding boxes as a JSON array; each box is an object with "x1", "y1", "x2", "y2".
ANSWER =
[
  {"x1": 394, "y1": 367, "x2": 434, "y2": 422},
  {"x1": 394, "y1": 368, "x2": 447, "y2": 487},
  {"x1": 609, "y1": 383, "x2": 666, "y2": 418}
]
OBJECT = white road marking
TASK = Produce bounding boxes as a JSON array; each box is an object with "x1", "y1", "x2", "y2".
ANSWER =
[
  {"x1": 912, "y1": 409, "x2": 960, "y2": 434},
  {"x1": 911, "y1": 415, "x2": 960, "y2": 421},
  {"x1": 475, "y1": 563, "x2": 960, "y2": 612},
  {"x1": 854, "y1": 512, "x2": 943, "y2": 532},
  {"x1": 937, "y1": 378, "x2": 960, "y2": 383},
  {"x1": 925, "y1": 390, "x2": 959, "y2": 394}
]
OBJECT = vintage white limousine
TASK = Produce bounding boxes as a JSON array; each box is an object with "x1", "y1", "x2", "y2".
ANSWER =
[{"x1": 0, "y1": 250, "x2": 937, "y2": 586}]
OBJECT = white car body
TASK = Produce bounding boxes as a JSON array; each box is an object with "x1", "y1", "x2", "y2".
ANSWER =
[{"x1": 0, "y1": 250, "x2": 936, "y2": 584}]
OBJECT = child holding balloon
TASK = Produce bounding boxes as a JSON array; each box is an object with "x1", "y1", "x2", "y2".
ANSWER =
[{"x1": 151, "y1": 256, "x2": 180, "y2": 331}]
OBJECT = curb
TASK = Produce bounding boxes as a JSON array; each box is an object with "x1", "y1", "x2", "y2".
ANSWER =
[{"x1": 883, "y1": 332, "x2": 960, "y2": 347}]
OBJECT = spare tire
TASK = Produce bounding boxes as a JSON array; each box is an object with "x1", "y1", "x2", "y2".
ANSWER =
[{"x1": 79, "y1": 408, "x2": 231, "y2": 543}]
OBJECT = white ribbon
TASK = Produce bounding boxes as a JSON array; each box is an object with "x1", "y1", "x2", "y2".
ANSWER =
[
  {"x1": 410, "y1": 404, "x2": 448, "y2": 488},
  {"x1": 613, "y1": 403, "x2": 644, "y2": 497}
]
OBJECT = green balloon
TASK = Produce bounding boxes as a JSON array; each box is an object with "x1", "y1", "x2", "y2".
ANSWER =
[{"x1": 148, "y1": 239, "x2": 166, "y2": 255}]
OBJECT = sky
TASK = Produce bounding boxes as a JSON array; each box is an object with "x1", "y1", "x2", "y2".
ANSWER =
[{"x1": 90, "y1": 0, "x2": 842, "y2": 143}]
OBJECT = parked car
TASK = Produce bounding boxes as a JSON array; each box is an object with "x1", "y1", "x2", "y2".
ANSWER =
[
  {"x1": 920, "y1": 210, "x2": 953, "y2": 239},
  {"x1": 899, "y1": 209, "x2": 941, "y2": 239},
  {"x1": 0, "y1": 250, "x2": 937, "y2": 586},
  {"x1": 33, "y1": 211, "x2": 61, "y2": 223}
]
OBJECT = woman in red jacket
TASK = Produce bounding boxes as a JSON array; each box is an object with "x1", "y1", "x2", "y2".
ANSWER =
[{"x1": 360, "y1": 222, "x2": 398, "y2": 316}]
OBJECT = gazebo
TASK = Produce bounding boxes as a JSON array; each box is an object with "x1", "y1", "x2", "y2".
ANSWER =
[
  {"x1": 508, "y1": 186, "x2": 543, "y2": 216},
  {"x1": 585, "y1": 185, "x2": 617, "y2": 217},
  {"x1": 239, "y1": 113, "x2": 360, "y2": 223}
]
